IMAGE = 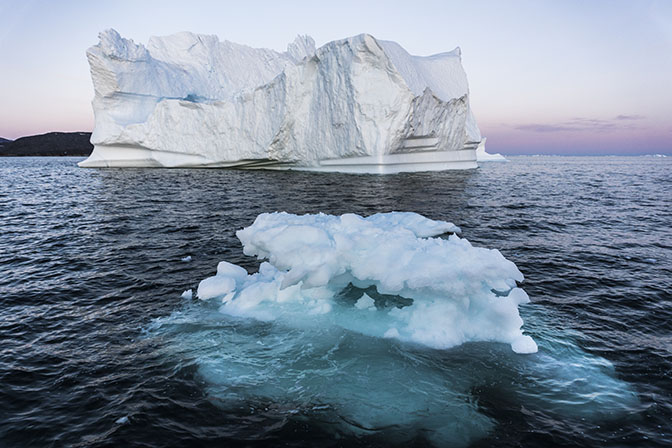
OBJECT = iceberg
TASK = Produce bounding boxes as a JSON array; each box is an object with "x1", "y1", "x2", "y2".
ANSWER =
[
  {"x1": 195, "y1": 211, "x2": 537, "y2": 354},
  {"x1": 79, "y1": 30, "x2": 487, "y2": 173},
  {"x1": 145, "y1": 212, "x2": 641, "y2": 445}
]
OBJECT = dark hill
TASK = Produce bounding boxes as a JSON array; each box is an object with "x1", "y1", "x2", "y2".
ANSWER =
[
  {"x1": 0, "y1": 132, "x2": 93, "y2": 156},
  {"x1": 0, "y1": 137, "x2": 11, "y2": 150}
]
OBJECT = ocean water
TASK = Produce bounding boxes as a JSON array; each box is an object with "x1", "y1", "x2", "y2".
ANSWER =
[{"x1": 0, "y1": 156, "x2": 670, "y2": 447}]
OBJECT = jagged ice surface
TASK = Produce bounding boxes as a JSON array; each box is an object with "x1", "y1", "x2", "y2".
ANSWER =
[
  {"x1": 196, "y1": 212, "x2": 537, "y2": 354},
  {"x1": 80, "y1": 30, "x2": 485, "y2": 172}
]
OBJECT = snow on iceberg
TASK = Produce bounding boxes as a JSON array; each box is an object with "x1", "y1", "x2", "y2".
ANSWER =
[
  {"x1": 196, "y1": 212, "x2": 537, "y2": 353},
  {"x1": 79, "y1": 29, "x2": 488, "y2": 173}
]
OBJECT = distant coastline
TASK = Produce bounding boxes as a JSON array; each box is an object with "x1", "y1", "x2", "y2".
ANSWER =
[{"x1": 0, "y1": 132, "x2": 92, "y2": 157}]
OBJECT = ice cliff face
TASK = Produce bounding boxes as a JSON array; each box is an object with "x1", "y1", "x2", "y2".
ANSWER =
[{"x1": 80, "y1": 29, "x2": 484, "y2": 173}]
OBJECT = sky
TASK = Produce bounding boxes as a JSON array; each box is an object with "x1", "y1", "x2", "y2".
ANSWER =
[{"x1": 1, "y1": 0, "x2": 671, "y2": 154}]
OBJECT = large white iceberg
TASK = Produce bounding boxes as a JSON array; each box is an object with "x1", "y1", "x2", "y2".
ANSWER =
[
  {"x1": 196, "y1": 212, "x2": 537, "y2": 354},
  {"x1": 79, "y1": 30, "x2": 487, "y2": 173}
]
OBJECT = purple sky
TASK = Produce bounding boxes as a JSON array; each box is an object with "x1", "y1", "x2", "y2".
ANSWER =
[{"x1": 1, "y1": 0, "x2": 670, "y2": 154}]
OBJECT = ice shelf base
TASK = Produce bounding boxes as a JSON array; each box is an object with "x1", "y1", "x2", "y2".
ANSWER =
[{"x1": 79, "y1": 145, "x2": 477, "y2": 173}]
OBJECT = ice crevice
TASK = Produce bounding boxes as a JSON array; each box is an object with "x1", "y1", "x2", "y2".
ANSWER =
[{"x1": 196, "y1": 211, "x2": 538, "y2": 354}]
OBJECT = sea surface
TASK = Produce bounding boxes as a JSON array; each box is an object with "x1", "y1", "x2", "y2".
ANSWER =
[{"x1": 0, "y1": 156, "x2": 670, "y2": 447}]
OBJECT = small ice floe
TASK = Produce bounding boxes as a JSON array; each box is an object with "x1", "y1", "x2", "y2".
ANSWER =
[
  {"x1": 194, "y1": 211, "x2": 537, "y2": 354},
  {"x1": 115, "y1": 416, "x2": 129, "y2": 425},
  {"x1": 181, "y1": 255, "x2": 192, "y2": 262},
  {"x1": 181, "y1": 289, "x2": 193, "y2": 300}
]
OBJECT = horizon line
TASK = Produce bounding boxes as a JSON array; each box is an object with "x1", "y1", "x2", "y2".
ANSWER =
[{"x1": 2, "y1": 130, "x2": 670, "y2": 157}]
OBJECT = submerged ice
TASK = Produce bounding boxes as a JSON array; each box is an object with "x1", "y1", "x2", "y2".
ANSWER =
[{"x1": 197, "y1": 211, "x2": 537, "y2": 354}]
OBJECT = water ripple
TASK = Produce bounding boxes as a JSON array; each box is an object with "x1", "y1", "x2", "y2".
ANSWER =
[{"x1": 0, "y1": 156, "x2": 670, "y2": 447}]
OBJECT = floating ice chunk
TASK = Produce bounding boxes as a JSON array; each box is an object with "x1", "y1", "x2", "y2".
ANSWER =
[
  {"x1": 216, "y1": 261, "x2": 248, "y2": 281},
  {"x1": 197, "y1": 276, "x2": 236, "y2": 301},
  {"x1": 115, "y1": 416, "x2": 129, "y2": 425},
  {"x1": 180, "y1": 289, "x2": 193, "y2": 300},
  {"x1": 197, "y1": 211, "x2": 535, "y2": 353},
  {"x1": 181, "y1": 255, "x2": 192, "y2": 262},
  {"x1": 197, "y1": 261, "x2": 249, "y2": 300}
]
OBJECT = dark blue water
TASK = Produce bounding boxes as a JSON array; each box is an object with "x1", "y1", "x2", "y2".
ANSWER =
[{"x1": 1, "y1": 156, "x2": 670, "y2": 447}]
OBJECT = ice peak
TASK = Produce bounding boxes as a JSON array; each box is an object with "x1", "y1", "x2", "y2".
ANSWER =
[
  {"x1": 286, "y1": 34, "x2": 316, "y2": 62},
  {"x1": 446, "y1": 46, "x2": 462, "y2": 58},
  {"x1": 97, "y1": 28, "x2": 148, "y2": 62}
]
